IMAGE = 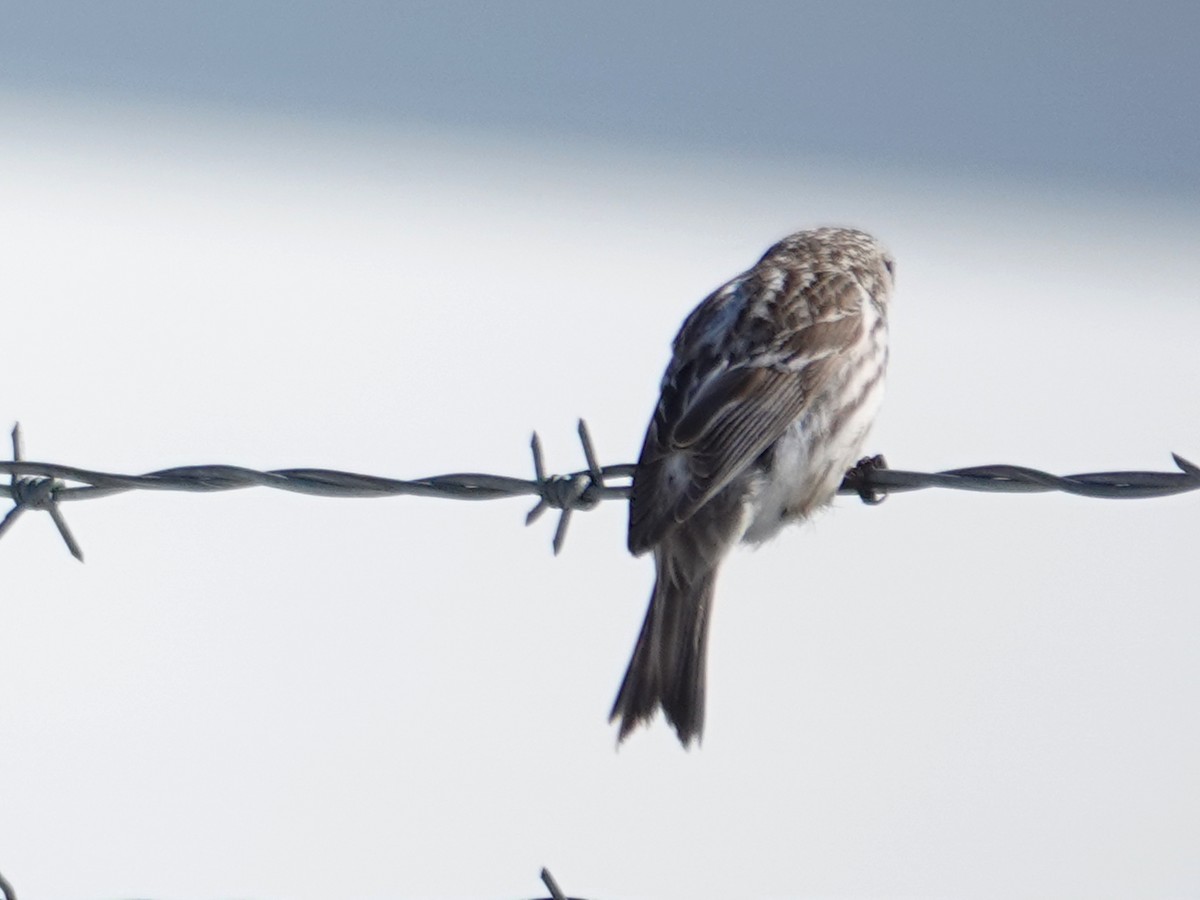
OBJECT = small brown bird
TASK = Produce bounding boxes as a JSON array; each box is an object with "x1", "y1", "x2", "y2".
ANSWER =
[{"x1": 611, "y1": 227, "x2": 894, "y2": 746}]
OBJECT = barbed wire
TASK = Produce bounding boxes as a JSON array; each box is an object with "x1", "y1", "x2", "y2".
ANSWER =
[
  {"x1": 536, "y1": 867, "x2": 591, "y2": 900},
  {"x1": 1, "y1": 420, "x2": 1197, "y2": 562},
  {"x1": 0, "y1": 866, "x2": 587, "y2": 900}
]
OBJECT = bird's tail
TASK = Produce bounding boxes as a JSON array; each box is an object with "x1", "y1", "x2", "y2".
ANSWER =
[{"x1": 610, "y1": 556, "x2": 716, "y2": 747}]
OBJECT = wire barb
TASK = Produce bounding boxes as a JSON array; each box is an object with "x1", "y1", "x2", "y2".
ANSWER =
[
  {"x1": 0, "y1": 423, "x2": 83, "y2": 561},
  {"x1": 1172, "y1": 452, "x2": 1200, "y2": 477},
  {"x1": 0, "y1": 420, "x2": 1197, "y2": 561},
  {"x1": 540, "y1": 868, "x2": 566, "y2": 900},
  {"x1": 522, "y1": 867, "x2": 591, "y2": 900},
  {"x1": 525, "y1": 419, "x2": 607, "y2": 555}
]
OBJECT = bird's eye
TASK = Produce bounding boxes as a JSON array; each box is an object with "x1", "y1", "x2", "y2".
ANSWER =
[{"x1": 884, "y1": 258, "x2": 895, "y2": 277}]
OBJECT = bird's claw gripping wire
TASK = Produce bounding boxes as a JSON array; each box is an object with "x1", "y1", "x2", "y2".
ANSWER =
[
  {"x1": 843, "y1": 453, "x2": 889, "y2": 505},
  {"x1": 526, "y1": 419, "x2": 607, "y2": 555},
  {"x1": 0, "y1": 423, "x2": 83, "y2": 561}
]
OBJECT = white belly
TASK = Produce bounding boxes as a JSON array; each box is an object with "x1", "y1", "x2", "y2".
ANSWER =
[{"x1": 740, "y1": 337, "x2": 886, "y2": 543}]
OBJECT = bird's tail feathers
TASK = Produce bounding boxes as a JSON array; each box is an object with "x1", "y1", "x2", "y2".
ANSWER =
[{"x1": 610, "y1": 559, "x2": 715, "y2": 747}]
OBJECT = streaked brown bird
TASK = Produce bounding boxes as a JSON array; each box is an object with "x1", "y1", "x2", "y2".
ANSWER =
[{"x1": 611, "y1": 227, "x2": 894, "y2": 746}]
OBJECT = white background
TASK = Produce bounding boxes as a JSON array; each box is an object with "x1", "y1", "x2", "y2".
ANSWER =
[{"x1": 2, "y1": 5, "x2": 1199, "y2": 898}]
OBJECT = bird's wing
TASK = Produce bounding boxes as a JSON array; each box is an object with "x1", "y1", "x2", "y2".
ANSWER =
[
  {"x1": 626, "y1": 366, "x2": 801, "y2": 554},
  {"x1": 627, "y1": 313, "x2": 864, "y2": 555}
]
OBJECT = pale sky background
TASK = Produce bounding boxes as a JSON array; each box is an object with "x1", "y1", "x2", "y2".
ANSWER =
[{"x1": 2, "y1": 4, "x2": 1199, "y2": 899}]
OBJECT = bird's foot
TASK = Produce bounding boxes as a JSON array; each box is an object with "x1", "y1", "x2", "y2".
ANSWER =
[{"x1": 845, "y1": 454, "x2": 888, "y2": 505}]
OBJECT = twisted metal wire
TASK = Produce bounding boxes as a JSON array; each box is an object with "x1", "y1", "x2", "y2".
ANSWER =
[
  {"x1": 1, "y1": 421, "x2": 1197, "y2": 562},
  {"x1": 0, "y1": 866, "x2": 587, "y2": 900}
]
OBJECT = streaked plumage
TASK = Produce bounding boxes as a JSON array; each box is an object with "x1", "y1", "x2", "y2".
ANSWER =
[{"x1": 611, "y1": 227, "x2": 894, "y2": 746}]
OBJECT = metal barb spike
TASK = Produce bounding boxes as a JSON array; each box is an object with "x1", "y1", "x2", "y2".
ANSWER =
[
  {"x1": 525, "y1": 431, "x2": 550, "y2": 525},
  {"x1": 540, "y1": 868, "x2": 566, "y2": 900},
  {"x1": 577, "y1": 419, "x2": 604, "y2": 484},
  {"x1": 551, "y1": 508, "x2": 572, "y2": 556},
  {"x1": 1171, "y1": 452, "x2": 1200, "y2": 477},
  {"x1": 525, "y1": 426, "x2": 605, "y2": 554},
  {"x1": 2, "y1": 421, "x2": 84, "y2": 561}
]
